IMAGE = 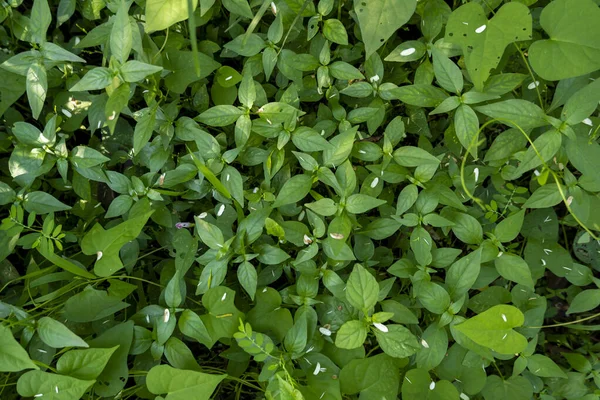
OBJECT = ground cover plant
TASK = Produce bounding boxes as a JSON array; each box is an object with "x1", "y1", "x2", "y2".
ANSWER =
[{"x1": 1, "y1": 0, "x2": 600, "y2": 398}]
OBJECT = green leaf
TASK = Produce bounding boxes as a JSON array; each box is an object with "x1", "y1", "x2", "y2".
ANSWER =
[
  {"x1": 389, "y1": 84, "x2": 448, "y2": 107},
  {"x1": 70, "y1": 146, "x2": 110, "y2": 168},
  {"x1": 26, "y1": 62, "x2": 47, "y2": 120},
  {"x1": 524, "y1": 184, "x2": 564, "y2": 208},
  {"x1": 481, "y1": 375, "x2": 533, "y2": 400},
  {"x1": 164, "y1": 338, "x2": 202, "y2": 371},
  {"x1": 193, "y1": 217, "x2": 224, "y2": 250},
  {"x1": 0, "y1": 325, "x2": 39, "y2": 372},
  {"x1": 133, "y1": 107, "x2": 157, "y2": 155},
  {"x1": 494, "y1": 209, "x2": 525, "y2": 242},
  {"x1": 415, "y1": 282, "x2": 450, "y2": 314},
  {"x1": 402, "y1": 368, "x2": 460, "y2": 399},
  {"x1": 513, "y1": 129, "x2": 561, "y2": 178},
  {"x1": 37, "y1": 317, "x2": 89, "y2": 348},
  {"x1": 120, "y1": 61, "x2": 163, "y2": 82},
  {"x1": 272, "y1": 174, "x2": 313, "y2": 208},
  {"x1": 23, "y1": 192, "x2": 71, "y2": 214},
  {"x1": 70, "y1": 68, "x2": 113, "y2": 91},
  {"x1": 432, "y1": 48, "x2": 463, "y2": 94},
  {"x1": 17, "y1": 371, "x2": 94, "y2": 400},
  {"x1": 443, "y1": 210, "x2": 483, "y2": 245},
  {"x1": 323, "y1": 18, "x2": 348, "y2": 45},
  {"x1": 340, "y1": 354, "x2": 401, "y2": 399},
  {"x1": 393, "y1": 146, "x2": 440, "y2": 167},
  {"x1": 346, "y1": 264, "x2": 379, "y2": 311},
  {"x1": 354, "y1": 0, "x2": 417, "y2": 58},
  {"x1": 322, "y1": 127, "x2": 357, "y2": 167},
  {"x1": 373, "y1": 324, "x2": 420, "y2": 358},
  {"x1": 222, "y1": 0, "x2": 253, "y2": 18},
  {"x1": 454, "y1": 305, "x2": 528, "y2": 354},
  {"x1": 81, "y1": 206, "x2": 153, "y2": 276},
  {"x1": 475, "y1": 99, "x2": 548, "y2": 131},
  {"x1": 566, "y1": 289, "x2": 600, "y2": 315},
  {"x1": 237, "y1": 261, "x2": 257, "y2": 300},
  {"x1": 345, "y1": 194, "x2": 386, "y2": 214},
  {"x1": 445, "y1": 2, "x2": 532, "y2": 90},
  {"x1": 291, "y1": 127, "x2": 333, "y2": 152},
  {"x1": 40, "y1": 42, "x2": 85, "y2": 63},
  {"x1": 454, "y1": 104, "x2": 479, "y2": 158},
  {"x1": 196, "y1": 105, "x2": 244, "y2": 127},
  {"x1": 495, "y1": 253, "x2": 534, "y2": 288},
  {"x1": 145, "y1": 0, "x2": 198, "y2": 33},
  {"x1": 57, "y1": 347, "x2": 118, "y2": 380},
  {"x1": 110, "y1": 0, "x2": 132, "y2": 64},
  {"x1": 526, "y1": 354, "x2": 568, "y2": 378},
  {"x1": 147, "y1": 363, "x2": 226, "y2": 400},
  {"x1": 446, "y1": 248, "x2": 482, "y2": 300},
  {"x1": 335, "y1": 320, "x2": 367, "y2": 349},
  {"x1": 221, "y1": 166, "x2": 244, "y2": 206},
  {"x1": 64, "y1": 286, "x2": 129, "y2": 322},
  {"x1": 529, "y1": 0, "x2": 600, "y2": 80},
  {"x1": 30, "y1": 0, "x2": 52, "y2": 43}
]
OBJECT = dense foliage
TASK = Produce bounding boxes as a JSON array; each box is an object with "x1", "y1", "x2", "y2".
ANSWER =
[{"x1": 1, "y1": 0, "x2": 600, "y2": 398}]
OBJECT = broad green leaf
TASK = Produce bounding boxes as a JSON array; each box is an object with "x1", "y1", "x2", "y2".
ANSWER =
[
  {"x1": 194, "y1": 217, "x2": 224, "y2": 250},
  {"x1": 272, "y1": 174, "x2": 313, "y2": 207},
  {"x1": 454, "y1": 104, "x2": 479, "y2": 158},
  {"x1": 340, "y1": 354, "x2": 402, "y2": 399},
  {"x1": 178, "y1": 310, "x2": 212, "y2": 347},
  {"x1": 410, "y1": 226, "x2": 432, "y2": 266},
  {"x1": 110, "y1": 0, "x2": 132, "y2": 64},
  {"x1": 481, "y1": 375, "x2": 533, "y2": 400},
  {"x1": 164, "y1": 338, "x2": 202, "y2": 371},
  {"x1": 23, "y1": 192, "x2": 71, "y2": 214},
  {"x1": 454, "y1": 305, "x2": 528, "y2": 354},
  {"x1": 445, "y1": 2, "x2": 532, "y2": 90},
  {"x1": 17, "y1": 371, "x2": 94, "y2": 400},
  {"x1": 495, "y1": 253, "x2": 534, "y2": 288},
  {"x1": 120, "y1": 61, "x2": 163, "y2": 82},
  {"x1": 237, "y1": 261, "x2": 257, "y2": 300},
  {"x1": 416, "y1": 323, "x2": 448, "y2": 370},
  {"x1": 415, "y1": 282, "x2": 450, "y2": 314},
  {"x1": 562, "y1": 78, "x2": 600, "y2": 125},
  {"x1": 37, "y1": 317, "x2": 89, "y2": 348},
  {"x1": 346, "y1": 264, "x2": 379, "y2": 311},
  {"x1": 389, "y1": 84, "x2": 448, "y2": 107},
  {"x1": 30, "y1": 0, "x2": 52, "y2": 43},
  {"x1": 432, "y1": 48, "x2": 463, "y2": 94},
  {"x1": 81, "y1": 207, "x2": 153, "y2": 276},
  {"x1": 566, "y1": 289, "x2": 600, "y2": 315},
  {"x1": 86, "y1": 321, "x2": 133, "y2": 397},
  {"x1": 146, "y1": 364, "x2": 226, "y2": 400},
  {"x1": 322, "y1": 126, "x2": 358, "y2": 167},
  {"x1": 345, "y1": 194, "x2": 386, "y2": 214},
  {"x1": 529, "y1": 0, "x2": 600, "y2": 80},
  {"x1": 291, "y1": 127, "x2": 333, "y2": 152},
  {"x1": 221, "y1": 166, "x2": 244, "y2": 206},
  {"x1": 323, "y1": 18, "x2": 348, "y2": 45},
  {"x1": 393, "y1": 146, "x2": 440, "y2": 167},
  {"x1": 70, "y1": 68, "x2": 113, "y2": 91},
  {"x1": 306, "y1": 198, "x2": 338, "y2": 216},
  {"x1": 526, "y1": 354, "x2": 568, "y2": 378},
  {"x1": 524, "y1": 184, "x2": 564, "y2": 208},
  {"x1": 57, "y1": 347, "x2": 118, "y2": 380},
  {"x1": 402, "y1": 368, "x2": 460, "y2": 400},
  {"x1": 373, "y1": 324, "x2": 420, "y2": 358},
  {"x1": 196, "y1": 105, "x2": 244, "y2": 127},
  {"x1": 494, "y1": 209, "x2": 525, "y2": 242},
  {"x1": 222, "y1": 0, "x2": 253, "y2": 18},
  {"x1": 145, "y1": 0, "x2": 199, "y2": 33},
  {"x1": 70, "y1": 146, "x2": 110, "y2": 168},
  {"x1": 354, "y1": 0, "x2": 417, "y2": 58},
  {"x1": 446, "y1": 248, "x2": 482, "y2": 300},
  {"x1": 475, "y1": 99, "x2": 548, "y2": 131},
  {"x1": 64, "y1": 286, "x2": 129, "y2": 322},
  {"x1": 26, "y1": 62, "x2": 47, "y2": 119},
  {"x1": 335, "y1": 320, "x2": 367, "y2": 349},
  {"x1": 513, "y1": 129, "x2": 561, "y2": 178},
  {"x1": 0, "y1": 325, "x2": 39, "y2": 372}
]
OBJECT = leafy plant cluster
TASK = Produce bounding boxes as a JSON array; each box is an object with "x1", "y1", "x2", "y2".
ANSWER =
[{"x1": 1, "y1": 0, "x2": 600, "y2": 399}]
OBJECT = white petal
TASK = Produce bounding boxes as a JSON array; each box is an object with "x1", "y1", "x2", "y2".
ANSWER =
[
  {"x1": 198, "y1": 212, "x2": 208, "y2": 219},
  {"x1": 400, "y1": 48, "x2": 416, "y2": 56},
  {"x1": 217, "y1": 204, "x2": 225, "y2": 216},
  {"x1": 527, "y1": 81, "x2": 540, "y2": 90},
  {"x1": 163, "y1": 308, "x2": 170, "y2": 323},
  {"x1": 319, "y1": 327, "x2": 332, "y2": 336},
  {"x1": 303, "y1": 234, "x2": 313, "y2": 245},
  {"x1": 460, "y1": 393, "x2": 470, "y2": 400},
  {"x1": 421, "y1": 339, "x2": 430, "y2": 348},
  {"x1": 373, "y1": 322, "x2": 388, "y2": 333},
  {"x1": 329, "y1": 233, "x2": 344, "y2": 240},
  {"x1": 221, "y1": 292, "x2": 227, "y2": 301},
  {"x1": 583, "y1": 118, "x2": 593, "y2": 126},
  {"x1": 429, "y1": 381, "x2": 436, "y2": 390},
  {"x1": 313, "y1": 362, "x2": 322, "y2": 375},
  {"x1": 475, "y1": 24, "x2": 486, "y2": 33},
  {"x1": 473, "y1": 167, "x2": 479, "y2": 183},
  {"x1": 370, "y1": 177, "x2": 379, "y2": 188},
  {"x1": 501, "y1": 314, "x2": 507, "y2": 322},
  {"x1": 96, "y1": 251, "x2": 103, "y2": 261}
]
